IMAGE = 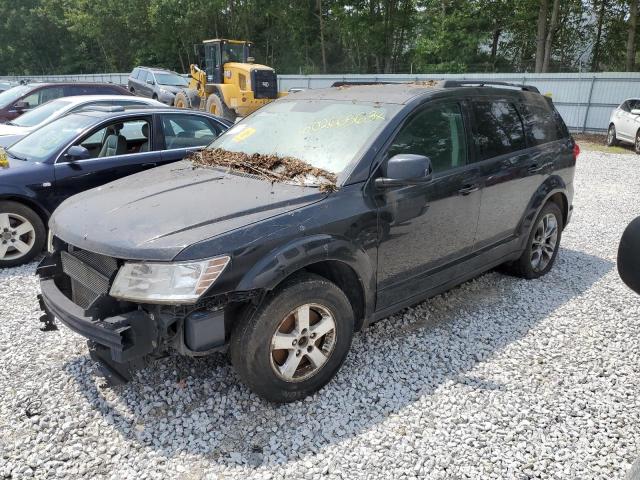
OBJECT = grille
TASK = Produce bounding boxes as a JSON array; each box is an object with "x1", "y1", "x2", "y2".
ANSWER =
[
  {"x1": 60, "y1": 248, "x2": 119, "y2": 309},
  {"x1": 252, "y1": 70, "x2": 277, "y2": 99}
]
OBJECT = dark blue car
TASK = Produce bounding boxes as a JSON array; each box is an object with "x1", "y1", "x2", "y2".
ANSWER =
[{"x1": 0, "y1": 106, "x2": 230, "y2": 266}]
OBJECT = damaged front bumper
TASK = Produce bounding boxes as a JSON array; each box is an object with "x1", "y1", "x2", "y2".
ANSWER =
[{"x1": 37, "y1": 253, "x2": 230, "y2": 385}]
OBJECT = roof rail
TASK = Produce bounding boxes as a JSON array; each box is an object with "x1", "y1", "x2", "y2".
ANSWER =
[{"x1": 441, "y1": 80, "x2": 539, "y2": 93}]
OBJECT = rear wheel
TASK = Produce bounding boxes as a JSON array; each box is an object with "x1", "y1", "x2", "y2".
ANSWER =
[
  {"x1": 174, "y1": 89, "x2": 200, "y2": 109},
  {"x1": 635, "y1": 130, "x2": 640, "y2": 154},
  {"x1": 229, "y1": 273, "x2": 354, "y2": 403},
  {"x1": 607, "y1": 124, "x2": 618, "y2": 146},
  {"x1": 0, "y1": 201, "x2": 45, "y2": 268},
  {"x1": 503, "y1": 202, "x2": 563, "y2": 279},
  {"x1": 205, "y1": 93, "x2": 236, "y2": 122}
]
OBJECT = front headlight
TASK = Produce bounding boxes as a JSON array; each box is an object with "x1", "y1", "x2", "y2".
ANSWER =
[
  {"x1": 109, "y1": 256, "x2": 230, "y2": 304},
  {"x1": 46, "y1": 229, "x2": 54, "y2": 254}
]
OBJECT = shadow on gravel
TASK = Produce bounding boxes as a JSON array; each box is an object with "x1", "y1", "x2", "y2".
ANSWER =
[{"x1": 63, "y1": 247, "x2": 613, "y2": 469}]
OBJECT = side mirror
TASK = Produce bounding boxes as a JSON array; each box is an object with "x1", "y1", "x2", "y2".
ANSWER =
[
  {"x1": 618, "y1": 216, "x2": 640, "y2": 295},
  {"x1": 13, "y1": 100, "x2": 29, "y2": 111},
  {"x1": 375, "y1": 154, "x2": 433, "y2": 188},
  {"x1": 631, "y1": 109, "x2": 640, "y2": 116},
  {"x1": 64, "y1": 145, "x2": 91, "y2": 161},
  {"x1": 147, "y1": 78, "x2": 155, "y2": 85}
]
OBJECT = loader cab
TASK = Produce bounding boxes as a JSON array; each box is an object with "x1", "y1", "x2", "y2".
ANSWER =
[{"x1": 195, "y1": 39, "x2": 254, "y2": 85}]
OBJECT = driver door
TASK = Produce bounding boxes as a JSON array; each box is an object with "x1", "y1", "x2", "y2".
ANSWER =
[
  {"x1": 374, "y1": 100, "x2": 482, "y2": 310},
  {"x1": 52, "y1": 116, "x2": 157, "y2": 208}
]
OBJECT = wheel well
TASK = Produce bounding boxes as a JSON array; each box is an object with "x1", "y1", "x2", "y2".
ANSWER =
[
  {"x1": 303, "y1": 261, "x2": 367, "y2": 331},
  {"x1": 547, "y1": 192, "x2": 568, "y2": 228},
  {"x1": 0, "y1": 196, "x2": 49, "y2": 227}
]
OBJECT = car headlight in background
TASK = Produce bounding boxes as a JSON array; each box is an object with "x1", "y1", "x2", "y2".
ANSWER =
[{"x1": 109, "y1": 256, "x2": 230, "y2": 304}]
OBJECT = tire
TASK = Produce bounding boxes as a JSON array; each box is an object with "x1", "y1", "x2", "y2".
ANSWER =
[
  {"x1": 174, "y1": 89, "x2": 200, "y2": 110},
  {"x1": 152, "y1": 93, "x2": 158, "y2": 100},
  {"x1": 635, "y1": 130, "x2": 640, "y2": 155},
  {"x1": 504, "y1": 201, "x2": 563, "y2": 279},
  {"x1": 0, "y1": 201, "x2": 46, "y2": 268},
  {"x1": 129, "y1": 87, "x2": 135, "y2": 94},
  {"x1": 205, "y1": 93, "x2": 236, "y2": 122},
  {"x1": 229, "y1": 272, "x2": 354, "y2": 403},
  {"x1": 607, "y1": 124, "x2": 618, "y2": 146}
]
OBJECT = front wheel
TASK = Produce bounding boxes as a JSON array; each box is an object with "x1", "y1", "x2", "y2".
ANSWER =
[
  {"x1": 205, "y1": 93, "x2": 236, "y2": 122},
  {"x1": 229, "y1": 273, "x2": 354, "y2": 403},
  {"x1": 635, "y1": 130, "x2": 640, "y2": 154},
  {"x1": 607, "y1": 124, "x2": 618, "y2": 146},
  {"x1": 0, "y1": 201, "x2": 45, "y2": 268},
  {"x1": 504, "y1": 202, "x2": 563, "y2": 279}
]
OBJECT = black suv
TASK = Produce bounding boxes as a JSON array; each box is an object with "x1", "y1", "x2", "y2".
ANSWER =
[{"x1": 38, "y1": 81, "x2": 577, "y2": 403}]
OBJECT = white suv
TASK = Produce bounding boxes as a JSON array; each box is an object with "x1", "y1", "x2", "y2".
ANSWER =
[{"x1": 608, "y1": 99, "x2": 640, "y2": 153}]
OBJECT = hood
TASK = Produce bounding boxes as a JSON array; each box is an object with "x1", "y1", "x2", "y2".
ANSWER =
[
  {"x1": 0, "y1": 124, "x2": 29, "y2": 136},
  {"x1": 51, "y1": 161, "x2": 327, "y2": 261}
]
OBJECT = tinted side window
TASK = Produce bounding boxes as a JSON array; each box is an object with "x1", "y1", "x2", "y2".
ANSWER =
[
  {"x1": 520, "y1": 101, "x2": 562, "y2": 145},
  {"x1": 621, "y1": 101, "x2": 631, "y2": 112},
  {"x1": 387, "y1": 102, "x2": 467, "y2": 174},
  {"x1": 472, "y1": 101, "x2": 525, "y2": 160},
  {"x1": 131, "y1": 68, "x2": 140, "y2": 79},
  {"x1": 139, "y1": 70, "x2": 148, "y2": 83},
  {"x1": 40, "y1": 86, "x2": 65, "y2": 103}
]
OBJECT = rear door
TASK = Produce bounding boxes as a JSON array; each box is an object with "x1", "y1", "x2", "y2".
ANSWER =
[
  {"x1": 52, "y1": 115, "x2": 157, "y2": 208},
  {"x1": 471, "y1": 95, "x2": 569, "y2": 250},
  {"x1": 159, "y1": 113, "x2": 226, "y2": 163}
]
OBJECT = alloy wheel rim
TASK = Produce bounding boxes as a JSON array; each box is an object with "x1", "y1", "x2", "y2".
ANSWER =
[
  {"x1": 608, "y1": 127, "x2": 614, "y2": 144},
  {"x1": 530, "y1": 213, "x2": 558, "y2": 272},
  {"x1": 270, "y1": 303, "x2": 337, "y2": 382},
  {"x1": 0, "y1": 212, "x2": 35, "y2": 261},
  {"x1": 636, "y1": 134, "x2": 640, "y2": 151}
]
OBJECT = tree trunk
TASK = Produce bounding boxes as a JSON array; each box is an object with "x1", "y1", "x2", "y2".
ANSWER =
[
  {"x1": 317, "y1": 0, "x2": 327, "y2": 73},
  {"x1": 627, "y1": 0, "x2": 638, "y2": 71},
  {"x1": 490, "y1": 28, "x2": 501, "y2": 69},
  {"x1": 542, "y1": 0, "x2": 560, "y2": 72},
  {"x1": 592, "y1": 0, "x2": 607, "y2": 72},
  {"x1": 535, "y1": 0, "x2": 549, "y2": 73}
]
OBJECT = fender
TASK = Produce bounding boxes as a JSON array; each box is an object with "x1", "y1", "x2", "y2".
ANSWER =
[
  {"x1": 516, "y1": 174, "x2": 569, "y2": 249},
  {"x1": 0, "y1": 186, "x2": 51, "y2": 221},
  {"x1": 235, "y1": 233, "x2": 377, "y2": 319}
]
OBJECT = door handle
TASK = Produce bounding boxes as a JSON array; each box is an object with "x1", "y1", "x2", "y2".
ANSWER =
[
  {"x1": 142, "y1": 162, "x2": 157, "y2": 168},
  {"x1": 458, "y1": 184, "x2": 479, "y2": 195},
  {"x1": 527, "y1": 162, "x2": 551, "y2": 174}
]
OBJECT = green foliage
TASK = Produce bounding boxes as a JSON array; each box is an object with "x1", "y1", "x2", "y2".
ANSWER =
[{"x1": 0, "y1": 0, "x2": 637, "y2": 75}]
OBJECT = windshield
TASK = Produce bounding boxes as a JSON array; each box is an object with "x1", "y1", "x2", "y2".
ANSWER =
[
  {"x1": 7, "y1": 114, "x2": 95, "y2": 163},
  {"x1": 208, "y1": 100, "x2": 396, "y2": 176},
  {"x1": 11, "y1": 99, "x2": 72, "y2": 127},
  {"x1": 222, "y1": 43, "x2": 246, "y2": 63},
  {"x1": 0, "y1": 85, "x2": 31, "y2": 108},
  {"x1": 154, "y1": 73, "x2": 188, "y2": 87}
]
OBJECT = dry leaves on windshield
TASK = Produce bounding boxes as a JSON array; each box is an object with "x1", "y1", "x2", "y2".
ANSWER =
[{"x1": 191, "y1": 148, "x2": 338, "y2": 192}]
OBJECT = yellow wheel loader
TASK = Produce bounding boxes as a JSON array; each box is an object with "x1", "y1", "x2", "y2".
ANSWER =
[{"x1": 174, "y1": 39, "x2": 285, "y2": 121}]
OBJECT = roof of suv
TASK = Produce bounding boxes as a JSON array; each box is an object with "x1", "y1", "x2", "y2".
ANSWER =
[{"x1": 289, "y1": 82, "x2": 540, "y2": 105}]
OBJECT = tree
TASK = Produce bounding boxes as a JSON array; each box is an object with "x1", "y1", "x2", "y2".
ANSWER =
[
  {"x1": 534, "y1": 0, "x2": 548, "y2": 72},
  {"x1": 627, "y1": 0, "x2": 638, "y2": 70}
]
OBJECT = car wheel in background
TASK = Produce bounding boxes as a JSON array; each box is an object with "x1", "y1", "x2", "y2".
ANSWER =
[
  {"x1": 229, "y1": 272, "x2": 354, "y2": 403},
  {"x1": 152, "y1": 93, "x2": 158, "y2": 100},
  {"x1": 607, "y1": 124, "x2": 618, "y2": 146},
  {"x1": 635, "y1": 130, "x2": 640, "y2": 154},
  {"x1": 0, "y1": 201, "x2": 45, "y2": 268},
  {"x1": 503, "y1": 201, "x2": 563, "y2": 280},
  {"x1": 129, "y1": 87, "x2": 135, "y2": 94},
  {"x1": 174, "y1": 90, "x2": 200, "y2": 109}
]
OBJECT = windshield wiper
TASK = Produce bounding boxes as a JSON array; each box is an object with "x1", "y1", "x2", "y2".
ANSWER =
[
  {"x1": 5, "y1": 121, "x2": 15, "y2": 126},
  {"x1": 5, "y1": 149, "x2": 26, "y2": 161}
]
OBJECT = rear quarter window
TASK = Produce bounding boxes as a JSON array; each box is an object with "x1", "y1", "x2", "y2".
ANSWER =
[{"x1": 520, "y1": 100, "x2": 566, "y2": 146}]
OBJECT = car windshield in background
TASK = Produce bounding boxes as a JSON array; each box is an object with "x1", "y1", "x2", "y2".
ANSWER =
[
  {"x1": 10, "y1": 99, "x2": 72, "y2": 127},
  {"x1": 7, "y1": 114, "x2": 95, "y2": 163},
  {"x1": 208, "y1": 100, "x2": 396, "y2": 175},
  {"x1": 154, "y1": 73, "x2": 188, "y2": 87},
  {"x1": 0, "y1": 85, "x2": 31, "y2": 108}
]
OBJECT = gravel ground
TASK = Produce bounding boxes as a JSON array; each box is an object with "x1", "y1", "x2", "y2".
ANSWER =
[{"x1": 1, "y1": 149, "x2": 640, "y2": 480}]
